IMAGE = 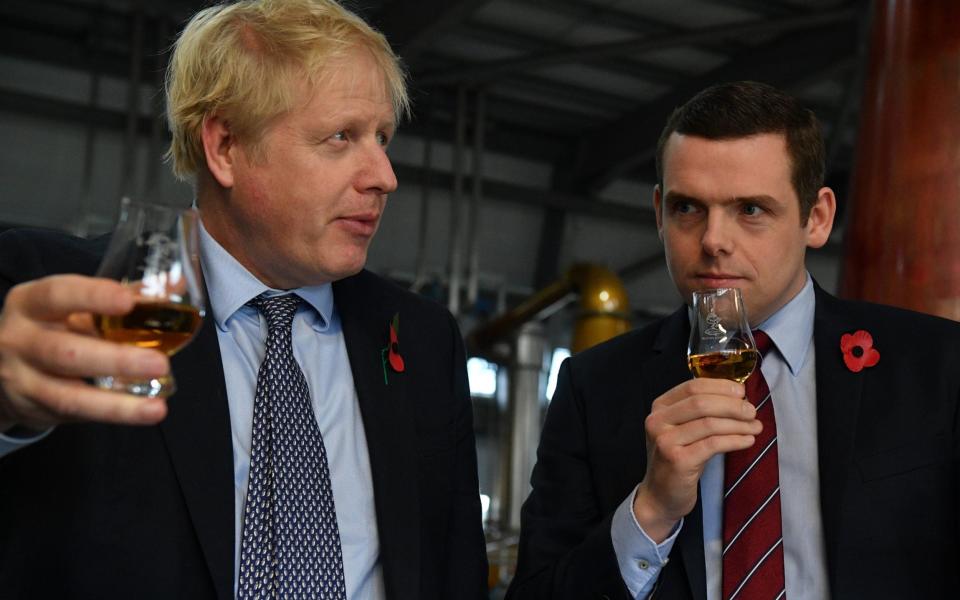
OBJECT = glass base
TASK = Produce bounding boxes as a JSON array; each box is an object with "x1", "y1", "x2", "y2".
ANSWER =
[{"x1": 95, "y1": 374, "x2": 176, "y2": 398}]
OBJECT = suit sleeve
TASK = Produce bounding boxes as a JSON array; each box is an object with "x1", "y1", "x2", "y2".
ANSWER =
[
  {"x1": 0, "y1": 229, "x2": 59, "y2": 455},
  {"x1": 0, "y1": 229, "x2": 47, "y2": 300},
  {"x1": 442, "y1": 311, "x2": 490, "y2": 599},
  {"x1": 505, "y1": 359, "x2": 633, "y2": 600}
]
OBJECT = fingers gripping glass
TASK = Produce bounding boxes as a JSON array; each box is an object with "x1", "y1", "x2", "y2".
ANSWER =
[
  {"x1": 93, "y1": 198, "x2": 206, "y2": 397},
  {"x1": 687, "y1": 288, "x2": 757, "y2": 384}
]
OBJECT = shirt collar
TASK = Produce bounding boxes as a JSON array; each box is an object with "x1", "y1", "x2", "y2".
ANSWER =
[
  {"x1": 754, "y1": 273, "x2": 816, "y2": 376},
  {"x1": 198, "y1": 219, "x2": 334, "y2": 332}
]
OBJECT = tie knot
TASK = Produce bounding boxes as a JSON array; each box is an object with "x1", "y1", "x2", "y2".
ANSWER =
[
  {"x1": 752, "y1": 329, "x2": 774, "y2": 357},
  {"x1": 247, "y1": 293, "x2": 302, "y2": 332}
]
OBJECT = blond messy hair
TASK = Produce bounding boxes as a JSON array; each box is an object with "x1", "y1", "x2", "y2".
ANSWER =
[{"x1": 165, "y1": 0, "x2": 409, "y2": 180}]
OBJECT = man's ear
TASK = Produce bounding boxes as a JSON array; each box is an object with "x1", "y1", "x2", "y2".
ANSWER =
[
  {"x1": 653, "y1": 184, "x2": 664, "y2": 241},
  {"x1": 200, "y1": 113, "x2": 237, "y2": 188},
  {"x1": 805, "y1": 186, "x2": 837, "y2": 249}
]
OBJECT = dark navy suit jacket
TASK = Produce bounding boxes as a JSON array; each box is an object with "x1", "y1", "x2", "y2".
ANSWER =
[{"x1": 507, "y1": 284, "x2": 960, "y2": 600}]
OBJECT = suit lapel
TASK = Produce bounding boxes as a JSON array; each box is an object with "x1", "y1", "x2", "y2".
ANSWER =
[
  {"x1": 641, "y1": 308, "x2": 707, "y2": 600},
  {"x1": 161, "y1": 315, "x2": 235, "y2": 600},
  {"x1": 812, "y1": 286, "x2": 864, "y2": 588},
  {"x1": 334, "y1": 274, "x2": 420, "y2": 600}
]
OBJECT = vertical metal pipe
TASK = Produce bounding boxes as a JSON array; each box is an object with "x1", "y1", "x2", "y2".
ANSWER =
[
  {"x1": 466, "y1": 90, "x2": 486, "y2": 307},
  {"x1": 144, "y1": 15, "x2": 168, "y2": 202},
  {"x1": 503, "y1": 322, "x2": 546, "y2": 531},
  {"x1": 411, "y1": 112, "x2": 434, "y2": 293},
  {"x1": 76, "y1": 5, "x2": 104, "y2": 237},
  {"x1": 490, "y1": 362, "x2": 510, "y2": 542},
  {"x1": 447, "y1": 86, "x2": 468, "y2": 315},
  {"x1": 120, "y1": 8, "x2": 144, "y2": 201}
]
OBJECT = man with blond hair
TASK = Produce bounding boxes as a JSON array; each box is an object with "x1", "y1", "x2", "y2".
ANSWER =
[{"x1": 0, "y1": 1, "x2": 487, "y2": 598}]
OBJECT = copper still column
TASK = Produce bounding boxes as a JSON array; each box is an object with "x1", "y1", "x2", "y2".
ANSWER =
[{"x1": 840, "y1": 1, "x2": 960, "y2": 320}]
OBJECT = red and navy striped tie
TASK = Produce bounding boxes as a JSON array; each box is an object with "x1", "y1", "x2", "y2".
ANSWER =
[{"x1": 721, "y1": 330, "x2": 786, "y2": 600}]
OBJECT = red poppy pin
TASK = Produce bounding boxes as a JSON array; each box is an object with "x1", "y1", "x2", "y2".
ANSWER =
[
  {"x1": 840, "y1": 329, "x2": 880, "y2": 373},
  {"x1": 381, "y1": 312, "x2": 405, "y2": 384}
]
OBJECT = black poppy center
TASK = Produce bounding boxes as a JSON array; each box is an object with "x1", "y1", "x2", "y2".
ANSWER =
[
  {"x1": 391, "y1": 342, "x2": 400, "y2": 353},
  {"x1": 852, "y1": 346, "x2": 864, "y2": 358}
]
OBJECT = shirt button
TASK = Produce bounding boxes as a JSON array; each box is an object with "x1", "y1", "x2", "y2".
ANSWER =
[{"x1": 638, "y1": 559, "x2": 650, "y2": 570}]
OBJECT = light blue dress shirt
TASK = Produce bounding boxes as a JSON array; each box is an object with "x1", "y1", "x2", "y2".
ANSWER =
[
  {"x1": 613, "y1": 275, "x2": 829, "y2": 600},
  {"x1": 198, "y1": 223, "x2": 386, "y2": 600}
]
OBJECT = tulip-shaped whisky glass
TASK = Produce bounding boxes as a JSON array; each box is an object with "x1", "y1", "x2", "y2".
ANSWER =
[
  {"x1": 93, "y1": 198, "x2": 205, "y2": 397},
  {"x1": 687, "y1": 288, "x2": 757, "y2": 383}
]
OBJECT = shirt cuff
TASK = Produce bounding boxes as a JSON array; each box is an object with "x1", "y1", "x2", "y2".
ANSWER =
[
  {"x1": 0, "y1": 426, "x2": 52, "y2": 459},
  {"x1": 611, "y1": 485, "x2": 683, "y2": 599}
]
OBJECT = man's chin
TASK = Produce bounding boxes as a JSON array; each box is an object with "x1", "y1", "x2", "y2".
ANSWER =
[{"x1": 316, "y1": 253, "x2": 368, "y2": 284}]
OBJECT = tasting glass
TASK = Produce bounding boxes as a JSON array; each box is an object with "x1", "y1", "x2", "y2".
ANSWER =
[
  {"x1": 686, "y1": 288, "x2": 757, "y2": 384},
  {"x1": 93, "y1": 198, "x2": 205, "y2": 397}
]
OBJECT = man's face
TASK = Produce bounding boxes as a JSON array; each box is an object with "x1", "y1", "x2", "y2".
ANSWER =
[
  {"x1": 654, "y1": 132, "x2": 834, "y2": 326},
  {"x1": 202, "y1": 46, "x2": 397, "y2": 289}
]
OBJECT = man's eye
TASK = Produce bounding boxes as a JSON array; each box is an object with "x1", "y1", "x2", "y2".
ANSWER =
[
  {"x1": 331, "y1": 131, "x2": 347, "y2": 142},
  {"x1": 742, "y1": 204, "x2": 763, "y2": 216},
  {"x1": 673, "y1": 202, "x2": 695, "y2": 214},
  {"x1": 376, "y1": 131, "x2": 390, "y2": 146}
]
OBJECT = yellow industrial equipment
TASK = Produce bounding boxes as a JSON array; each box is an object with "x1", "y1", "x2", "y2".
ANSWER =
[{"x1": 467, "y1": 262, "x2": 631, "y2": 355}]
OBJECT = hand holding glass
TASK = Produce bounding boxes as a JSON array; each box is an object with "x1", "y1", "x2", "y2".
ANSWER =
[
  {"x1": 93, "y1": 199, "x2": 206, "y2": 397},
  {"x1": 687, "y1": 288, "x2": 757, "y2": 383}
]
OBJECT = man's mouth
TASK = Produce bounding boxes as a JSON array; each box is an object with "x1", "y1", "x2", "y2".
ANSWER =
[
  {"x1": 693, "y1": 273, "x2": 744, "y2": 288},
  {"x1": 336, "y1": 212, "x2": 380, "y2": 236}
]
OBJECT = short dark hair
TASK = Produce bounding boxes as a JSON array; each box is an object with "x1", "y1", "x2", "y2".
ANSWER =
[{"x1": 654, "y1": 81, "x2": 825, "y2": 222}]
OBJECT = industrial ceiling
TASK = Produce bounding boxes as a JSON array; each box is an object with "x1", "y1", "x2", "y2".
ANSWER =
[{"x1": 0, "y1": 0, "x2": 870, "y2": 328}]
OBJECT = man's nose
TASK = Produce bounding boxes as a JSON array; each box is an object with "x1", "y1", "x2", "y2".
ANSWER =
[
  {"x1": 701, "y1": 211, "x2": 734, "y2": 256},
  {"x1": 358, "y1": 143, "x2": 398, "y2": 195}
]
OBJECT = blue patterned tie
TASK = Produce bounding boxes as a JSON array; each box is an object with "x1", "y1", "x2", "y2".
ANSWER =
[{"x1": 238, "y1": 293, "x2": 347, "y2": 599}]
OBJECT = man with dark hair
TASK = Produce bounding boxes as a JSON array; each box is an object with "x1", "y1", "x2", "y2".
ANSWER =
[{"x1": 506, "y1": 81, "x2": 960, "y2": 599}]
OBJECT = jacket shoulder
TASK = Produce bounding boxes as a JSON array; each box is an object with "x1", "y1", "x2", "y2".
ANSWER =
[
  {"x1": 567, "y1": 311, "x2": 682, "y2": 378},
  {"x1": 337, "y1": 269, "x2": 453, "y2": 319},
  {"x1": 818, "y1": 292, "x2": 960, "y2": 345},
  {"x1": 0, "y1": 228, "x2": 110, "y2": 294}
]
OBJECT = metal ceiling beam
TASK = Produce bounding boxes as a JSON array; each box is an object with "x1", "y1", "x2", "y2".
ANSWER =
[
  {"x1": 515, "y1": 0, "x2": 664, "y2": 36},
  {"x1": 0, "y1": 87, "x2": 156, "y2": 136},
  {"x1": 694, "y1": 0, "x2": 799, "y2": 18},
  {"x1": 0, "y1": 10, "x2": 171, "y2": 82},
  {"x1": 390, "y1": 164, "x2": 659, "y2": 227},
  {"x1": 372, "y1": 0, "x2": 490, "y2": 65},
  {"x1": 481, "y1": 93, "x2": 608, "y2": 132},
  {"x1": 518, "y1": 0, "x2": 745, "y2": 54},
  {"x1": 417, "y1": 8, "x2": 855, "y2": 86},
  {"x1": 406, "y1": 88, "x2": 604, "y2": 156},
  {"x1": 424, "y1": 21, "x2": 688, "y2": 87},
  {"x1": 497, "y1": 75, "x2": 636, "y2": 116},
  {"x1": 413, "y1": 56, "x2": 637, "y2": 116},
  {"x1": 569, "y1": 20, "x2": 859, "y2": 192}
]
